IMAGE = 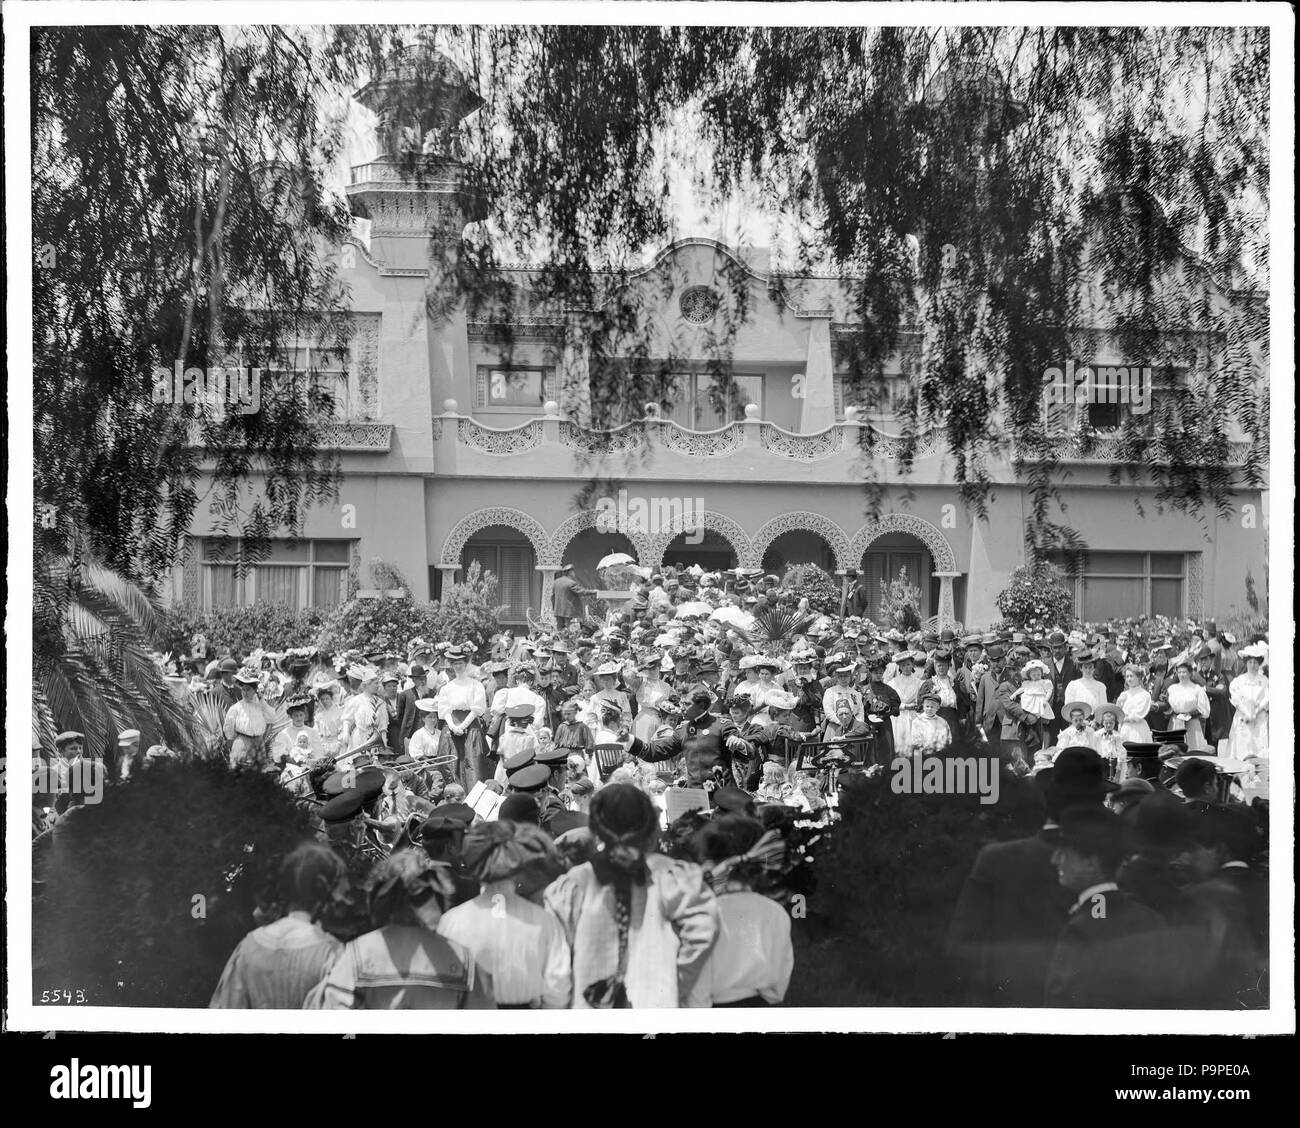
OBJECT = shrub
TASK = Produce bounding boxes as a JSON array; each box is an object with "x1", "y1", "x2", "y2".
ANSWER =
[
  {"x1": 779, "y1": 562, "x2": 841, "y2": 615},
  {"x1": 316, "y1": 562, "x2": 440, "y2": 655},
  {"x1": 994, "y1": 562, "x2": 1075, "y2": 629},
  {"x1": 318, "y1": 560, "x2": 506, "y2": 655},
  {"x1": 156, "y1": 603, "x2": 331, "y2": 658},
  {"x1": 879, "y1": 566, "x2": 923, "y2": 631},
  {"x1": 32, "y1": 759, "x2": 358, "y2": 1006}
]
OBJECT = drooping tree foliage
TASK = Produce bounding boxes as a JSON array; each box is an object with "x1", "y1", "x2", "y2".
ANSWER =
[
  {"x1": 404, "y1": 24, "x2": 1268, "y2": 553},
  {"x1": 32, "y1": 26, "x2": 403, "y2": 743},
  {"x1": 32, "y1": 24, "x2": 402, "y2": 586},
  {"x1": 30, "y1": 25, "x2": 1269, "y2": 742}
]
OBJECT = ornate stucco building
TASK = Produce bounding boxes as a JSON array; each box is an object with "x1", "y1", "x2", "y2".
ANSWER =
[{"x1": 169, "y1": 48, "x2": 1267, "y2": 629}]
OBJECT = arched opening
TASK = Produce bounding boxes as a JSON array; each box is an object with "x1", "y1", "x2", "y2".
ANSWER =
[
  {"x1": 662, "y1": 529, "x2": 737, "y2": 572},
  {"x1": 855, "y1": 532, "x2": 935, "y2": 623},
  {"x1": 761, "y1": 530, "x2": 836, "y2": 576},
  {"x1": 462, "y1": 525, "x2": 540, "y2": 625},
  {"x1": 562, "y1": 527, "x2": 639, "y2": 592}
]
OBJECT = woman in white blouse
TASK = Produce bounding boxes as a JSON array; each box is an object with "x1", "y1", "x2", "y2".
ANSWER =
[
  {"x1": 408, "y1": 699, "x2": 444, "y2": 764},
  {"x1": 338, "y1": 667, "x2": 385, "y2": 760},
  {"x1": 1164, "y1": 658, "x2": 1212, "y2": 752},
  {"x1": 887, "y1": 651, "x2": 923, "y2": 754},
  {"x1": 435, "y1": 647, "x2": 490, "y2": 788},
  {"x1": 1116, "y1": 665, "x2": 1154, "y2": 744},
  {"x1": 1227, "y1": 646, "x2": 1269, "y2": 760}
]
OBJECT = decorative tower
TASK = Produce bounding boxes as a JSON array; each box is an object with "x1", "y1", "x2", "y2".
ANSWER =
[{"x1": 346, "y1": 44, "x2": 486, "y2": 271}]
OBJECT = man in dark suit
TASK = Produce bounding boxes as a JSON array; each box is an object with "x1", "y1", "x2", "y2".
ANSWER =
[
  {"x1": 973, "y1": 645, "x2": 1007, "y2": 745},
  {"x1": 1045, "y1": 631, "x2": 1080, "y2": 740},
  {"x1": 624, "y1": 689, "x2": 741, "y2": 793},
  {"x1": 1183, "y1": 803, "x2": 1268, "y2": 1007},
  {"x1": 1043, "y1": 805, "x2": 1174, "y2": 1008},
  {"x1": 947, "y1": 747, "x2": 1115, "y2": 1006},
  {"x1": 395, "y1": 664, "x2": 430, "y2": 753},
  {"x1": 953, "y1": 635, "x2": 986, "y2": 710},
  {"x1": 551, "y1": 563, "x2": 591, "y2": 627}
]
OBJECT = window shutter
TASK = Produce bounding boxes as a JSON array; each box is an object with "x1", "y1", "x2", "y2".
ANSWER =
[
  {"x1": 833, "y1": 375, "x2": 844, "y2": 417},
  {"x1": 542, "y1": 368, "x2": 556, "y2": 404},
  {"x1": 474, "y1": 368, "x2": 488, "y2": 410},
  {"x1": 861, "y1": 552, "x2": 885, "y2": 620},
  {"x1": 498, "y1": 545, "x2": 534, "y2": 622}
]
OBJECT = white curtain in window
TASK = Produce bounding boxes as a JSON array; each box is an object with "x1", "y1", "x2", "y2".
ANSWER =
[
  {"x1": 312, "y1": 567, "x2": 347, "y2": 609},
  {"x1": 208, "y1": 565, "x2": 241, "y2": 608},
  {"x1": 256, "y1": 566, "x2": 301, "y2": 607}
]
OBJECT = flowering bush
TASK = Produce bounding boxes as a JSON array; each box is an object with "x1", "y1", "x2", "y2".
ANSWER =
[
  {"x1": 994, "y1": 563, "x2": 1075, "y2": 629},
  {"x1": 779, "y1": 562, "x2": 841, "y2": 615},
  {"x1": 879, "y1": 567, "x2": 923, "y2": 632},
  {"x1": 425, "y1": 561, "x2": 506, "y2": 650},
  {"x1": 316, "y1": 561, "x2": 442, "y2": 655}
]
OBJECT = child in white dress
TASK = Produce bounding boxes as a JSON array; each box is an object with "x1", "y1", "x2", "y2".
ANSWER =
[{"x1": 1014, "y1": 660, "x2": 1055, "y2": 724}]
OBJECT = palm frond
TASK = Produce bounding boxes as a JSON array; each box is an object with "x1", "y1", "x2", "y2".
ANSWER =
[{"x1": 751, "y1": 607, "x2": 815, "y2": 644}]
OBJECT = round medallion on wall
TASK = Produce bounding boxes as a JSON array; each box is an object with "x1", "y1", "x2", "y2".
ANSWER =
[{"x1": 679, "y1": 285, "x2": 719, "y2": 324}]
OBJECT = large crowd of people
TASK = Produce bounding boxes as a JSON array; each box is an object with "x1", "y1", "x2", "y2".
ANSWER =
[{"x1": 38, "y1": 562, "x2": 1272, "y2": 1009}]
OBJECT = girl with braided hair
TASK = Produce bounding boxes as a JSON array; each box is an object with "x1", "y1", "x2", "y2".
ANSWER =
[
  {"x1": 543, "y1": 784, "x2": 719, "y2": 1008},
  {"x1": 210, "y1": 842, "x2": 346, "y2": 1008}
]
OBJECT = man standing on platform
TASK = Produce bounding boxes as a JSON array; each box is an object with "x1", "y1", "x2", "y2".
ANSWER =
[{"x1": 552, "y1": 563, "x2": 591, "y2": 628}]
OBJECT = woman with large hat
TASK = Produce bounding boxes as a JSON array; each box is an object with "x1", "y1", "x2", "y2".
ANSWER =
[
  {"x1": 1227, "y1": 645, "x2": 1269, "y2": 761},
  {"x1": 585, "y1": 658, "x2": 631, "y2": 729},
  {"x1": 223, "y1": 667, "x2": 277, "y2": 769},
  {"x1": 337, "y1": 665, "x2": 387, "y2": 762},
  {"x1": 543, "y1": 784, "x2": 719, "y2": 1008},
  {"x1": 631, "y1": 650, "x2": 674, "y2": 743},
  {"x1": 1164, "y1": 657, "x2": 1212, "y2": 753},
  {"x1": 887, "y1": 650, "x2": 924, "y2": 754},
  {"x1": 434, "y1": 646, "x2": 491, "y2": 789}
]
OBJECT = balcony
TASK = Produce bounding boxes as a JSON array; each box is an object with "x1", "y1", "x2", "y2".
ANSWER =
[
  {"x1": 185, "y1": 420, "x2": 392, "y2": 453},
  {"x1": 430, "y1": 401, "x2": 1258, "y2": 485},
  {"x1": 431, "y1": 401, "x2": 948, "y2": 484}
]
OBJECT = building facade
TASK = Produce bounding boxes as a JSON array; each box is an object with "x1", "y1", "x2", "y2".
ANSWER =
[{"x1": 170, "y1": 50, "x2": 1268, "y2": 630}]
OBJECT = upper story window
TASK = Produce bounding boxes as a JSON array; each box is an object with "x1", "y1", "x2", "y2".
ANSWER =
[
  {"x1": 591, "y1": 367, "x2": 762, "y2": 429},
  {"x1": 475, "y1": 366, "x2": 555, "y2": 413},
  {"x1": 224, "y1": 342, "x2": 351, "y2": 419},
  {"x1": 200, "y1": 537, "x2": 352, "y2": 610},
  {"x1": 1044, "y1": 363, "x2": 1189, "y2": 434},
  {"x1": 834, "y1": 371, "x2": 912, "y2": 419}
]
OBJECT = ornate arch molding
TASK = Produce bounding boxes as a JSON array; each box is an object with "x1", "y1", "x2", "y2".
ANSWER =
[
  {"x1": 751, "y1": 512, "x2": 853, "y2": 573},
  {"x1": 439, "y1": 506, "x2": 550, "y2": 569},
  {"x1": 543, "y1": 510, "x2": 655, "y2": 569},
  {"x1": 850, "y1": 512, "x2": 959, "y2": 573},
  {"x1": 646, "y1": 510, "x2": 758, "y2": 570}
]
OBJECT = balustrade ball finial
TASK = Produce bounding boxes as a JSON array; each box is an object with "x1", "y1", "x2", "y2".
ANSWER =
[
  {"x1": 443, "y1": 398, "x2": 459, "y2": 413},
  {"x1": 844, "y1": 406, "x2": 860, "y2": 422},
  {"x1": 543, "y1": 400, "x2": 559, "y2": 416},
  {"x1": 744, "y1": 402, "x2": 760, "y2": 419}
]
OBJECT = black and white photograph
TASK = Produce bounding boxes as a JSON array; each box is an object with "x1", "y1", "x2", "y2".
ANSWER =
[{"x1": 5, "y1": 0, "x2": 1293, "y2": 1065}]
